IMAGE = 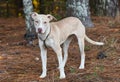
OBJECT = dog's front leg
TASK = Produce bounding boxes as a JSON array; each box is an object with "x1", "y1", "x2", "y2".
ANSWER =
[
  {"x1": 52, "y1": 45, "x2": 65, "y2": 79},
  {"x1": 39, "y1": 39, "x2": 47, "y2": 78}
]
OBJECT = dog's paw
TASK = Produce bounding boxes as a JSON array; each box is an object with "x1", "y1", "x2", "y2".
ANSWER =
[
  {"x1": 79, "y1": 66, "x2": 84, "y2": 69},
  {"x1": 40, "y1": 73, "x2": 46, "y2": 78},
  {"x1": 60, "y1": 74, "x2": 66, "y2": 79},
  {"x1": 59, "y1": 69, "x2": 66, "y2": 79}
]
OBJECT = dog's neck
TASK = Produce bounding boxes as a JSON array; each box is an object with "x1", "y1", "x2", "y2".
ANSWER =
[{"x1": 38, "y1": 26, "x2": 51, "y2": 41}]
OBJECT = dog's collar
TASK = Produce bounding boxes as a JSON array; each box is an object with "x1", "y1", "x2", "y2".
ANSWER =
[
  {"x1": 43, "y1": 27, "x2": 51, "y2": 48},
  {"x1": 38, "y1": 27, "x2": 51, "y2": 48}
]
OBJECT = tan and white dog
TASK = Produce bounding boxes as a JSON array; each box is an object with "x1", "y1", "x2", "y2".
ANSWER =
[{"x1": 31, "y1": 12, "x2": 104, "y2": 79}]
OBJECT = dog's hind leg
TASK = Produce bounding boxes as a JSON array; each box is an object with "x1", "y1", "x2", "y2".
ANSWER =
[
  {"x1": 77, "y1": 37, "x2": 85, "y2": 69},
  {"x1": 63, "y1": 37, "x2": 72, "y2": 68}
]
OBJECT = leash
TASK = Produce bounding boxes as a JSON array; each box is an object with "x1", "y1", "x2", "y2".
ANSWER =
[{"x1": 43, "y1": 27, "x2": 51, "y2": 48}]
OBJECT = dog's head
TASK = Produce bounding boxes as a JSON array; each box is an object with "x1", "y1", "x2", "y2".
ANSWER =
[{"x1": 31, "y1": 12, "x2": 56, "y2": 34}]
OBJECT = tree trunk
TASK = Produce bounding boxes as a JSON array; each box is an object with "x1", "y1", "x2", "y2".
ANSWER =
[
  {"x1": 6, "y1": 0, "x2": 9, "y2": 17},
  {"x1": 39, "y1": 0, "x2": 45, "y2": 14},
  {"x1": 114, "y1": 0, "x2": 120, "y2": 26},
  {"x1": 15, "y1": 0, "x2": 23, "y2": 17},
  {"x1": 23, "y1": 0, "x2": 33, "y2": 32},
  {"x1": 23, "y1": 0, "x2": 36, "y2": 44},
  {"x1": 90, "y1": 0, "x2": 119, "y2": 17},
  {"x1": 66, "y1": 0, "x2": 94, "y2": 27}
]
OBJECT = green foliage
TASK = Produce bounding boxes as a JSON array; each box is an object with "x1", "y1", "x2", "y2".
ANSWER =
[
  {"x1": 85, "y1": 45, "x2": 91, "y2": 51},
  {"x1": 0, "y1": 0, "x2": 23, "y2": 17},
  {"x1": 41, "y1": 0, "x2": 66, "y2": 19},
  {"x1": 69, "y1": 66, "x2": 76, "y2": 73},
  {"x1": 85, "y1": 65, "x2": 104, "y2": 80},
  {"x1": 0, "y1": 0, "x2": 66, "y2": 18}
]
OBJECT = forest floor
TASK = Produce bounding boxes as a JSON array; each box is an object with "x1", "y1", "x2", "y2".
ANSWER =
[{"x1": 0, "y1": 17, "x2": 120, "y2": 82}]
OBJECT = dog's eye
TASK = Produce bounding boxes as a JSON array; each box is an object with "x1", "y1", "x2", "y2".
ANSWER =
[
  {"x1": 35, "y1": 21, "x2": 39, "y2": 23},
  {"x1": 44, "y1": 21, "x2": 47, "y2": 24}
]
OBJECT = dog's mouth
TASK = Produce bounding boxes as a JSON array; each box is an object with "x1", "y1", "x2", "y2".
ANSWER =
[
  {"x1": 37, "y1": 30, "x2": 45, "y2": 34},
  {"x1": 37, "y1": 31, "x2": 42, "y2": 34},
  {"x1": 37, "y1": 31, "x2": 43, "y2": 34}
]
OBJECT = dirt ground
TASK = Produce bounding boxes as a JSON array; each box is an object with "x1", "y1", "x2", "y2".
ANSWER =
[{"x1": 0, "y1": 17, "x2": 120, "y2": 82}]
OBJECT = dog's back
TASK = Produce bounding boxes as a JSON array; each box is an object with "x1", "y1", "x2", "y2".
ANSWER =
[{"x1": 49, "y1": 17, "x2": 85, "y2": 44}]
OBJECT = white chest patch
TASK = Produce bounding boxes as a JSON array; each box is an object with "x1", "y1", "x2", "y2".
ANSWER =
[{"x1": 45, "y1": 38, "x2": 54, "y2": 47}]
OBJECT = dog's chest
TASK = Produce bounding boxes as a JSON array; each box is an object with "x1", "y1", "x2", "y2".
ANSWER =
[{"x1": 44, "y1": 38, "x2": 54, "y2": 47}]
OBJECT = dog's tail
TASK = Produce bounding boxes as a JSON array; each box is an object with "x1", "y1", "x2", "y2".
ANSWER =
[{"x1": 85, "y1": 35, "x2": 104, "y2": 45}]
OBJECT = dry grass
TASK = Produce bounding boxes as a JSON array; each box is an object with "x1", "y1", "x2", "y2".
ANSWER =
[{"x1": 0, "y1": 16, "x2": 120, "y2": 82}]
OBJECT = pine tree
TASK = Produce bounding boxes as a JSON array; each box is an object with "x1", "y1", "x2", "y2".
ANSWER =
[{"x1": 66, "y1": 0, "x2": 94, "y2": 27}]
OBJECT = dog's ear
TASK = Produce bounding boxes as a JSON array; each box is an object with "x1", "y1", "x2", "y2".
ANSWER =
[
  {"x1": 47, "y1": 14, "x2": 57, "y2": 21},
  {"x1": 31, "y1": 12, "x2": 38, "y2": 20}
]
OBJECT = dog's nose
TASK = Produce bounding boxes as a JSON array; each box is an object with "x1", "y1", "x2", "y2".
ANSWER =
[{"x1": 38, "y1": 28, "x2": 42, "y2": 33}]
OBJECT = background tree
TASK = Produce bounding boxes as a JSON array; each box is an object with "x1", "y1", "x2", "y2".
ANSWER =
[
  {"x1": 23, "y1": 0, "x2": 36, "y2": 44},
  {"x1": 90, "y1": 0, "x2": 119, "y2": 17},
  {"x1": 90, "y1": 0, "x2": 120, "y2": 27},
  {"x1": 114, "y1": 0, "x2": 120, "y2": 24},
  {"x1": 23, "y1": 0, "x2": 33, "y2": 32},
  {"x1": 15, "y1": 0, "x2": 23, "y2": 17},
  {"x1": 66, "y1": 0, "x2": 94, "y2": 27},
  {"x1": 39, "y1": 0, "x2": 45, "y2": 14}
]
